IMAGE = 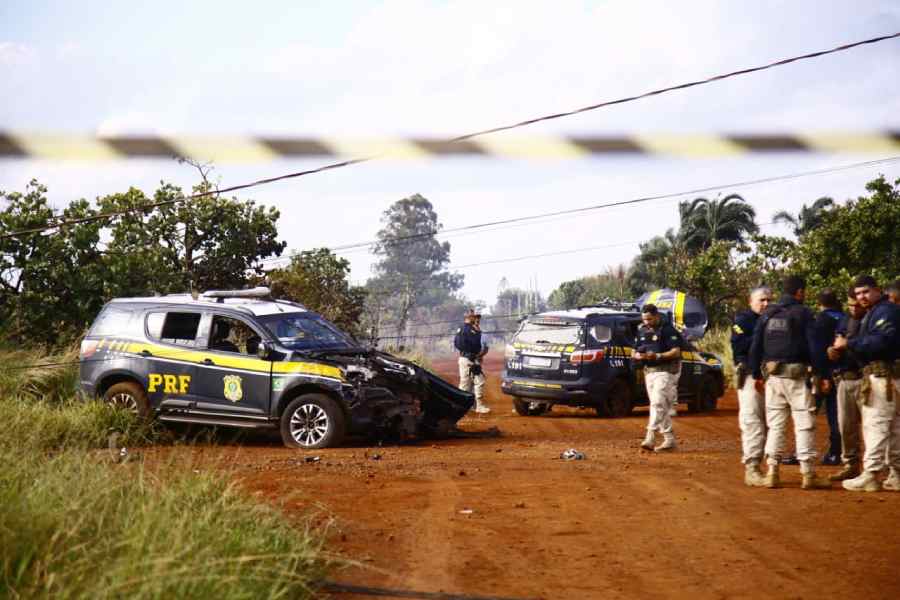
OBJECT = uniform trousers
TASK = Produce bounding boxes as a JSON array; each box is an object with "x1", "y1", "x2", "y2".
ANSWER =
[
  {"x1": 458, "y1": 356, "x2": 486, "y2": 407},
  {"x1": 737, "y1": 375, "x2": 766, "y2": 465},
  {"x1": 645, "y1": 369, "x2": 679, "y2": 435},
  {"x1": 836, "y1": 378, "x2": 862, "y2": 467},
  {"x1": 764, "y1": 376, "x2": 817, "y2": 474},
  {"x1": 860, "y1": 375, "x2": 900, "y2": 473}
]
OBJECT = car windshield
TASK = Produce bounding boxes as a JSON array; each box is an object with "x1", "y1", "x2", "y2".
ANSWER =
[
  {"x1": 515, "y1": 320, "x2": 584, "y2": 345},
  {"x1": 259, "y1": 313, "x2": 356, "y2": 350}
]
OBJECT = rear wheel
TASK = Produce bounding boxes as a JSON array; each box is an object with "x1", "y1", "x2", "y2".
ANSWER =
[
  {"x1": 103, "y1": 381, "x2": 151, "y2": 419},
  {"x1": 688, "y1": 374, "x2": 719, "y2": 413},
  {"x1": 596, "y1": 379, "x2": 633, "y2": 418},
  {"x1": 513, "y1": 397, "x2": 550, "y2": 416},
  {"x1": 280, "y1": 394, "x2": 346, "y2": 449}
]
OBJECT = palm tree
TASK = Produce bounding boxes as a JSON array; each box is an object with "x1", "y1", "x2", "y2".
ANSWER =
[
  {"x1": 679, "y1": 194, "x2": 758, "y2": 251},
  {"x1": 772, "y1": 197, "x2": 834, "y2": 238}
]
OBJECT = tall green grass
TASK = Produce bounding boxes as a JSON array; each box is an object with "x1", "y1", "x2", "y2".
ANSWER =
[
  {"x1": 0, "y1": 351, "x2": 332, "y2": 599},
  {"x1": 0, "y1": 345, "x2": 81, "y2": 404},
  {"x1": 696, "y1": 326, "x2": 736, "y2": 388}
]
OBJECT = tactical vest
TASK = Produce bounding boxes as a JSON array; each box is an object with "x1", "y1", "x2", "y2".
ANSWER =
[{"x1": 762, "y1": 304, "x2": 808, "y2": 364}]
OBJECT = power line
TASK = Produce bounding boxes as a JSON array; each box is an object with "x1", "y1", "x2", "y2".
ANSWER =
[
  {"x1": 260, "y1": 154, "x2": 900, "y2": 263},
  {"x1": 3, "y1": 32, "x2": 898, "y2": 241}
]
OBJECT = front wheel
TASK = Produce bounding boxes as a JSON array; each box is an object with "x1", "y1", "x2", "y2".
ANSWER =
[
  {"x1": 513, "y1": 397, "x2": 550, "y2": 416},
  {"x1": 597, "y1": 379, "x2": 633, "y2": 418},
  {"x1": 688, "y1": 375, "x2": 719, "y2": 413},
  {"x1": 280, "y1": 394, "x2": 346, "y2": 449}
]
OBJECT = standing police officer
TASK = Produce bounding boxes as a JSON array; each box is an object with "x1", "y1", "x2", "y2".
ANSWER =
[
  {"x1": 813, "y1": 289, "x2": 844, "y2": 465},
  {"x1": 731, "y1": 286, "x2": 771, "y2": 486},
  {"x1": 454, "y1": 310, "x2": 490, "y2": 414},
  {"x1": 831, "y1": 275, "x2": 900, "y2": 492},
  {"x1": 827, "y1": 288, "x2": 867, "y2": 481},
  {"x1": 635, "y1": 304, "x2": 687, "y2": 452},
  {"x1": 748, "y1": 275, "x2": 831, "y2": 489}
]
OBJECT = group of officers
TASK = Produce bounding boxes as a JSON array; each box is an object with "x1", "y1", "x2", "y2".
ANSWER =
[{"x1": 453, "y1": 275, "x2": 900, "y2": 491}]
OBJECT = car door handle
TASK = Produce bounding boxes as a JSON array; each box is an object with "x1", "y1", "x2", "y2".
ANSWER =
[
  {"x1": 140, "y1": 350, "x2": 152, "y2": 357},
  {"x1": 203, "y1": 358, "x2": 214, "y2": 365}
]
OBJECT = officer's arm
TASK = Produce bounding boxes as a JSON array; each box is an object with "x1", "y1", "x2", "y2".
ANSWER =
[
  {"x1": 730, "y1": 315, "x2": 752, "y2": 362},
  {"x1": 805, "y1": 313, "x2": 828, "y2": 377},
  {"x1": 658, "y1": 327, "x2": 685, "y2": 361},
  {"x1": 748, "y1": 317, "x2": 765, "y2": 379},
  {"x1": 848, "y1": 306, "x2": 897, "y2": 357}
]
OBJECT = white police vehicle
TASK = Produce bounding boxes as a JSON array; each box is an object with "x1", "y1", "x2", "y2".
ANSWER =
[{"x1": 79, "y1": 288, "x2": 472, "y2": 448}]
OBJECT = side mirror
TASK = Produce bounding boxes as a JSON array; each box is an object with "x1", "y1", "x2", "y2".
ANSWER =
[{"x1": 257, "y1": 341, "x2": 273, "y2": 360}]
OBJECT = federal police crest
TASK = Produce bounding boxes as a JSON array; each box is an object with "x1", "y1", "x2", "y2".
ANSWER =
[{"x1": 223, "y1": 375, "x2": 243, "y2": 402}]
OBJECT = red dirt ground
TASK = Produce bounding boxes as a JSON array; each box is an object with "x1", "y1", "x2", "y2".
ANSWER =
[{"x1": 151, "y1": 355, "x2": 900, "y2": 600}]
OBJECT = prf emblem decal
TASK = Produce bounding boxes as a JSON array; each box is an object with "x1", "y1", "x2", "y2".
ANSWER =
[{"x1": 223, "y1": 375, "x2": 243, "y2": 402}]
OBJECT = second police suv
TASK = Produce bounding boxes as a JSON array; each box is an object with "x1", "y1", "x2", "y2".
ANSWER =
[{"x1": 501, "y1": 291, "x2": 725, "y2": 417}]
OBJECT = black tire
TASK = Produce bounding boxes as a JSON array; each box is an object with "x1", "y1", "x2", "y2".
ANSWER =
[
  {"x1": 103, "y1": 381, "x2": 152, "y2": 419},
  {"x1": 513, "y1": 397, "x2": 549, "y2": 416},
  {"x1": 688, "y1": 374, "x2": 719, "y2": 413},
  {"x1": 280, "y1": 394, "x2": 346, "y2": 449},
  {"x1": 597, "y1": 378, "x2": 633, "y2": 418}
]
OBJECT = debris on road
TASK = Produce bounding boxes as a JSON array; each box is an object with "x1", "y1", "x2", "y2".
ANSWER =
[
  {"x1": 458, "y1": 508, "x2": 474, "y2": 515},
  {"x1": 305, "y1": 456, "x2": 321, "y2": 463},
  {"x1": 560, "y1": 448, "x2": 586, "y2": 461}
]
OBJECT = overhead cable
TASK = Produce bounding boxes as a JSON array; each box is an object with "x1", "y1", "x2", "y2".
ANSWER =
[{"x1": 2, "y1": 32, "x2": 898, "y2": 240}]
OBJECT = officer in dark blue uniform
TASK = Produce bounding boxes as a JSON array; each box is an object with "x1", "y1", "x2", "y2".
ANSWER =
[
  {"x1": 832, "y1": 275, "x2": 900, "y2": 491},
  {"x1": 813, "y1": 289, "x2": 844, "y2": 465},
  {"x1": 731, "y1": 286, "x2": 771, "y2": 486},
  {"x1": 635, "y1": 304, "x2": 687, "y2": 452},
  {"x1": 455, "y1": 310, "x2": 489, "y2": 413},
  {"x1": 748, "y1": 275, "x2": 831, "y2": 490}
]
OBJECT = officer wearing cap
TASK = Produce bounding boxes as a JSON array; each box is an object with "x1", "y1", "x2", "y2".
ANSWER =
[
  {"x1": 634, "y1": 303, "x2": 687, "y2": 452},
  {"x1": 826, "y1": 287, "x2": 868, "y2": 482},
  {"x1": 454, "y1": 309, "x2": 490, "y2": 414},
  {"x1": 731, "y1": 286, "x2": 771, "y2": 486},
  {"x1": 831, "y1": 275, "x2": 900, "y2": 492},
  {"x1": 748, "y1": 275, "x2": 831, "y2": 490}
]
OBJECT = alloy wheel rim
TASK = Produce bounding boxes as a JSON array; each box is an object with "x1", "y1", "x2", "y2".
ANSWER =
[
  {"x1": 290, "y1": 404, "x2": 329, "y2": 446},
  {"x1": 109, "y1": 392, "x2": 139, "y2": 414}
]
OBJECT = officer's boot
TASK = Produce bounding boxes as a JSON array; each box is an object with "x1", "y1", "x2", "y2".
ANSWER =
[
  {"x1": 882, "y1": 468, "x2": 900, "y2": 492},
  {"x1": 744, "y1": 463, "x2": 766, "y2": 487},
  {"x1": 640, "y1": 430, "x2": 656, "y2": 452},
  {"x1": 654, "y1": 432, "x2": 677, "y2": 452},
  {"x1": 801, "y1": 470, "x2": 832, "y2": 490},
  {"x1": 764, "y1": 463, "x2": 780, "y2": 489},
  {"x1": 829, "y1": 462, "x2": 860, "y2": 482},
  {"x1": 841, "y1": 470, "x2": 881, "y2": 492}
]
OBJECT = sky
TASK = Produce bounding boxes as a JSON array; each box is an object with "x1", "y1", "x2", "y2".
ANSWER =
[{"x1": 2, "y1": 0, "x2": 899, "y2": 307}]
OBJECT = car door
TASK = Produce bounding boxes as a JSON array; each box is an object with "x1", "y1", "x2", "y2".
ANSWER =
[
  {"x1": 141, "y1": 310, "x2": 203, "y2": 411},
  {"x1": 191, "y1": 312, "x2": 273, "y2": 420}
]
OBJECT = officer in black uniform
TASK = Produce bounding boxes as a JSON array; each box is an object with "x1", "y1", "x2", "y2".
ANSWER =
[
  {"x1": 813, "y1": 289, "x2": 844, "y2": 465},
  {"x1": 827, "y1": 288, "x2": 867, "y2": 481},
  {"x1": 832, "y1": 275, "x2": 900, "y2": 491},
  {"x1": 635, "y1": 304, "x2": 687, "y2": 452},
  {"x1": 748, "y1": 275, "x2": 831, "y2": 490},
  {"x1": 731, "y1": 286, "x2": 771, "y2": 486},
  {"x1": 455, "y1": 310, "x2": 489, "y2": 413}
]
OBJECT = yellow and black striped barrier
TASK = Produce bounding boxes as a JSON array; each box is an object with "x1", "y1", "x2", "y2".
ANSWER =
[{"x1": 1, "y1": 132, "x2": 898, "y2": 161}]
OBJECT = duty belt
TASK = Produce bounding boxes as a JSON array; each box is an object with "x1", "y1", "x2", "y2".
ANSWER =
[
  {"x1": 764, "y1": 361, "x2": 808, "y2": 379},
  {"x1": 862, "y1": 361, "x2": 897, "y2": 404},
  {"x1": 834, "y1": 370, "x2": 862, "y2": 381},
  {"x1": 644, "y1": 361, "x2": 680, "y2": 374}
]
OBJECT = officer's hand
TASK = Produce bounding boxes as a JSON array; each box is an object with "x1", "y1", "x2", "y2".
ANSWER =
[
  {"x1": 645, "y1": 351, "x2": 657, "y2": 361},
  {"x1": 632, "y1": 352, "x2": 643, "y2": 360},
  {"x1": 820, "y1": 378, "x2": 833, "y2": 394},
  {"x1": 826, "y1": 347, "x2": 841, "y2": 361},
  {"x1": 754, "y1": 379, "x2": 765, "y2": 395},
  {"x1": 832, "y1": 336, "x2": 848, "y2": 350}
]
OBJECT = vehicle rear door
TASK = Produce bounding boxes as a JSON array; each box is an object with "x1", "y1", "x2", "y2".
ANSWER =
[
  {"x1": 191, "y1": 312, "x2": 273, "y2": 420},
  {"x1": 140, "y1": 310, "x2": 204, "y2": 410}
]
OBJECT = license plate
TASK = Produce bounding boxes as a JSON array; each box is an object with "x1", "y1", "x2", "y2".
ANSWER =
[{"x1": 525, "y1": 356, "x2": 553, "y2": 368}]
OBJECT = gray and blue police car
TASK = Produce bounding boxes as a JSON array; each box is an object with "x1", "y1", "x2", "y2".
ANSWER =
[
  {"x1": 79, "y1": 288, "x2": 472, "y2": 448},
  {"x1": 501, "y1": 295, "x2": 725, "y2": 417}
]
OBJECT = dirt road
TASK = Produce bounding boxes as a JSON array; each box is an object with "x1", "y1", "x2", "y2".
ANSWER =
[{"x1": 159, "y1": 356, "x2": 900, "y2": 600}]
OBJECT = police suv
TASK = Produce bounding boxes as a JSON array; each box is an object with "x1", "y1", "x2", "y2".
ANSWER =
[
  {"x1": 79, "y1": 288, "x2": 472, "y2": 448},
  {"x1": 501, "y1": 303, "x2": 725, "y2": 417}
]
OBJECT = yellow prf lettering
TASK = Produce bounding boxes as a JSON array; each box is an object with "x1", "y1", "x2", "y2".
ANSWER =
[
  {"x1": 178, "y1": 375, "x2": 191, "y2": 394},
  {"x1": 163, "y1": 375, "x2": 178, "y2": 394},
  {"x1": 148, "y1": 373, "x2": 163, "y2": 392}
]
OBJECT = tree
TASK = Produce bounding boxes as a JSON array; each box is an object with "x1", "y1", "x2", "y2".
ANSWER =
[
  {"x1": 267, "y1": 248, "x2": 367, "y2": 335},
  {"x1": 548, "y1": 265, "x2": 630, "y2": 309},
  {"x1": 627, "y1": 229, "x2": 690, "y2": 296},
  {"x1": 772, "y1": 196, "x2": 834, "y2": 238},
  {"x1": 366, "y1": 194, "x2": 463, "y2": 337},
  {"x1": 793, "y1": 177, "x2": 899, "y2": 297},
  {"x1": 679, "y1": 194, "x2": 758, "y2": 251}
]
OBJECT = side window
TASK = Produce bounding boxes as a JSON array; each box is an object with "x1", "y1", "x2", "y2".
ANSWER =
[
  {"x1": 617, "y1": 320, "x2": 639, "y2": 344},
  {"x1": 90, "y1": 306, "x2": 137, "y2": 336},
  {"x1": 147, "y1": 312, "x2": 202, "y2": 347},
  {"x1": 209, "y1": 315, "x2": 261, "y2": 355},
  {"x1": 587, "y1": 324, "x2": 612, "y2": 347}
]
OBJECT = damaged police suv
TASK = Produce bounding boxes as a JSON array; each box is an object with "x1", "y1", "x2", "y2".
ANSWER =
[
  {"x1": 79, "y1": 288, "x2": 473, "y2": 448},
  {"x1": 501, "y1": 303, "x2": 725, "y2": 417}
]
